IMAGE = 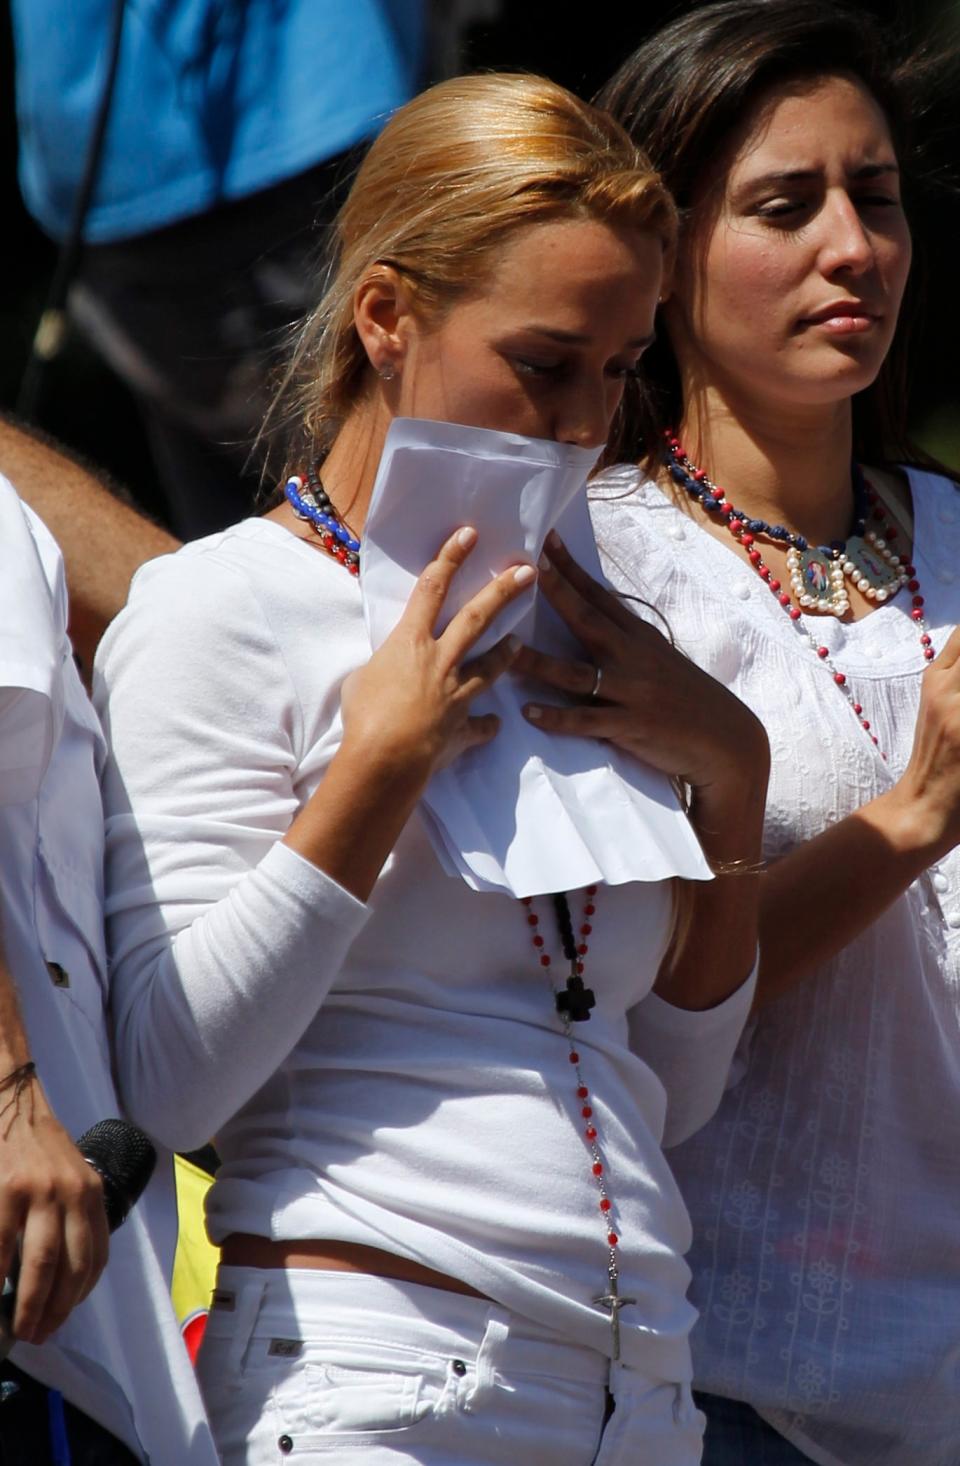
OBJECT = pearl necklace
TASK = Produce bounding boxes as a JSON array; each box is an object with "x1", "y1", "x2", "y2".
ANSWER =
[
  {"x1": 664, "y1": 433, "x2": 934, "y2": 761},
  {"x1": 665, "y1": 434, "x2": 908, "y2": 617},
  {"x1": 287, "y1": 465, "x2": 634, "y2": 1359}
]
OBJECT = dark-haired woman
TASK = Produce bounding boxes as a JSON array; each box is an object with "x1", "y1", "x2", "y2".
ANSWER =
[{"x1": 593, "y1": 3, "x2": 960, "y2": 1462}]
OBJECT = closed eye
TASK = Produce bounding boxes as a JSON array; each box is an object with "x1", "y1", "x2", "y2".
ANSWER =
[
  {"x1": 755, "y1": 198, "x2": 810, "y2": 221},
  {"x1": 512, "y1": 356, "x2": 565, "y2": 378}
]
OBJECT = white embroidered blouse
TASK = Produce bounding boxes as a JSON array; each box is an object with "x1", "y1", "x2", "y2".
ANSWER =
[{"x1": 590, "y1": 464, "x2": 960, "y2": 1466}]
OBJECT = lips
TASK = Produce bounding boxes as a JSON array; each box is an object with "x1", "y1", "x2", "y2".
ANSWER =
[{"x1": 800, "y1": 300, "x2": 880, "y2": 328}]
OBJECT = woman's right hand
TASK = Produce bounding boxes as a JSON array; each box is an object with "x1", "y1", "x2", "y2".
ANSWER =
[
  {"x1": 887, "y1": 625, "x2": 960, "y2": 860},
  {"x1": 339, "y1": 525, "x2": 536, "y2": 787},
  {"x1": 755, "y1": 626, "x2": 960, "y2": 1004}
]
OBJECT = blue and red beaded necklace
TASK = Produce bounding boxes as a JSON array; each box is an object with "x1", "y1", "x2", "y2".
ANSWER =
[
  {"x1": 286, "y1": 463, "x2": 632, "y2": 1358},
  {"x1": 663, "y1": 431, "x2": 933, "y2": 762}
]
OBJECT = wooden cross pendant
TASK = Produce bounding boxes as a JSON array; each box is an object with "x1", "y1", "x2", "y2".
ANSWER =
[
  {"x1": 555, "y1": 974, "x2": 596, "y2": 1022},
  {"x1": 593, "y1": 1271, "x2": 637, "y2": 1361}
]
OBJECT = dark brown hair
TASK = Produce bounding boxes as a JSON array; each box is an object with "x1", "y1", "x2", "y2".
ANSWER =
[{"x1": 595, "y1": 0, "x2": 955, "y2": 473}]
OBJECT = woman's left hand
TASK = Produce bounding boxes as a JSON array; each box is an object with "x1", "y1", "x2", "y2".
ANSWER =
[{"x1": 517, "y1": 531, "x2": 767, "y2": 796}]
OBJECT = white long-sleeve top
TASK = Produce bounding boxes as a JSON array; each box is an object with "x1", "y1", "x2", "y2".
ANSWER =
[
  {"x1": 590, "y1": 464, "x2": 960, "y2": 1464},
  {"x1": 93, "y1": 515, "x2": 755, "y2": 1382}
]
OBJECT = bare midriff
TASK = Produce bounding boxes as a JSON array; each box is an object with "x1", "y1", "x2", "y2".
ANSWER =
[{"x1": 219, "y1": 1234, "x2": 489, "y2": 1300}]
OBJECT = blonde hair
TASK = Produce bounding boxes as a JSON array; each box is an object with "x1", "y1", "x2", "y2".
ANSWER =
[{"x1": 271, "y1": 72, "x2": 676, "y2": 466}]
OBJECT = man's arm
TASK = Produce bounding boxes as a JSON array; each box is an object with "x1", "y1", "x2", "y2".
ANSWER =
[
  {"x1": 0, "y1": 416, "x2": 180, "y2": 669},
  {"x1": 0, "y1": 943, "x2": 108, "y2": 1344}
]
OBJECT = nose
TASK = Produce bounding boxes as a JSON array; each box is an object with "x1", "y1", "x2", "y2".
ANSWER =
[
  {"x1": 556, "y1": 383, "x2": 616, "y2": 450},
  {"x1": 819, "y1": 191, "x2": 876, "y2": 278}
]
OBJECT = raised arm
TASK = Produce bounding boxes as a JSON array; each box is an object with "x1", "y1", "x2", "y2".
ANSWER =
[
  {"x1": 96, "y1": 529, "x2": 535, "y2": 1151},
  {"x1": 0, "y1": 415, "x2": 179, "y2": 669},
  {"x1": 755, "y1": 625, "x2": 960, "y2": 1004}
]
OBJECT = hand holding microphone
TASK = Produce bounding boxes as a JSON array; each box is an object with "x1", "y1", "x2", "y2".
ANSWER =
[{"x1": 0, "y1": 1071, "x2": 156, "y2": 1352}]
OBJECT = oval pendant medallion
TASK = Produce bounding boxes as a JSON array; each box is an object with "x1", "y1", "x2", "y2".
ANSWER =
[
  {"x1": 797, "y1": 550, "x2": 842, "y2": 610},
  {"x1": 845, "y1": 536, "x2": 900, "y2": 592}
]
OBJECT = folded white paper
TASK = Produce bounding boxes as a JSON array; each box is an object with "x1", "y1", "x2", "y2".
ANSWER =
[{"x1": 361, "y1": 419, "x2": 712, "y2": 896}]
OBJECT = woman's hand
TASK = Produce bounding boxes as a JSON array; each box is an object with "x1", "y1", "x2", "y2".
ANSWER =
[
  {"x1": 515, "y1": 531, "x2": 765, "y2": 1014},
  {"x1": 288, "y1": 526, "x2": 536, "y2": 902},
  {"x1": 340, "y1": 525, "x2": 535, "y2": 783},
  {"x1": 885, "y1": 625, "x2": 960, "y2": 861},
  {"x1": 754, "y1": 628, "x2": 960, "y2": 1004},
  {"x1": 516, "y1": 531, "x2": 768, "y2": 797}
]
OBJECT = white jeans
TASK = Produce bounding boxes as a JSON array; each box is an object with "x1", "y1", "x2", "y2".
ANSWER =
[{"x1": 196, "y1": 1267, "x2": 704, "y2": 1464}]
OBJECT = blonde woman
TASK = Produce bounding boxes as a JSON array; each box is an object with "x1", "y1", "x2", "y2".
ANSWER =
[{"x1": 94, "y1": 75, "x2": 767, "y2": 1465}]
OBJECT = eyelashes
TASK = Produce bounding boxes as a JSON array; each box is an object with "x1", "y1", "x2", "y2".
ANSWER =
[
  {"x1": 512, "y1": 358, "x2": 645, "y2": 381},
  {"x1": 753, "y1": 195, "x2": 902, "y2": 225}
]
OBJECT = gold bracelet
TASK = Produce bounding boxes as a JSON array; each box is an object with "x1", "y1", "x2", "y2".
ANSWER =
[{"x1": 708, "y1": 856, "x2": 767, "y2": 877}]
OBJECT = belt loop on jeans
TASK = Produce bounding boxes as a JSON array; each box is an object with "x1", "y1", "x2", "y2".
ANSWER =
[
  {"x1": 226, "y1": 1275, "x2": 269, "y2": 1379},
  {"x1": 469, "y1": 1309, "x2": 511, "y2": 1405}
]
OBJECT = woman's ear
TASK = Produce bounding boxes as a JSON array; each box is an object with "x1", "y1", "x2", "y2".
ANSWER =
[{"x1": 354, "y1": 265, "x2": 415, "y2": 382}]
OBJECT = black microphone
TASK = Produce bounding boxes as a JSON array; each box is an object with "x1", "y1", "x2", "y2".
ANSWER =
[{"x1": 0, "y1": 1119, "x2": 157, "y2": 1356}]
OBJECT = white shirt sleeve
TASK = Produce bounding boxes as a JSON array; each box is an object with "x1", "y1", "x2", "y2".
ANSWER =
[
  {"x1": 0, "y1": 480, "x2": 66, "y2": 800},
  {"x1": 627, "y1": 954, "x2": 758, "y2": 1148},
  {"x1": 94, "y1": 550, "x2": 370, "y2": 1152}
]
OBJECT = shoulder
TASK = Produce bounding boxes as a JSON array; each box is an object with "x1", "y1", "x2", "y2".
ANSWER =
[
  {"x1": 904, "y1": 464, "x2": 960, "y2": 556},
  {"x1": 104, "y1": 517, "x2": 358, "y2": 664},
  {"x1": 94, "y1": 518, "x2": 365, "y2": 746}
]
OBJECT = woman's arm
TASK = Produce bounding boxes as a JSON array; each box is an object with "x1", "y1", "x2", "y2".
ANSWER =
[
  {"x1": 98, "y1": 529, "x2": 534, "y2": 1150},
  {"x1": 755, "y1": 626, "x2": 960, "y2": 1003}
]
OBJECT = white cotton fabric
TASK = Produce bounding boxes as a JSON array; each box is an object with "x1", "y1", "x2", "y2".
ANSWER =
[
  {"x1": 93, "y1": 515, "x2": 756, "y2": 1386},
  {"x1": 590, "y1": 464, "x2": 960, "y2": 1466},
  {"x1": 0, "y1": 476, "x2": 217, "y2": 1464}
]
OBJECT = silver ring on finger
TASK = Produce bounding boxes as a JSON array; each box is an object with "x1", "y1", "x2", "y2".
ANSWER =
[{"x1": 589, "y1": 665, "x2": 603, "y2": 699}]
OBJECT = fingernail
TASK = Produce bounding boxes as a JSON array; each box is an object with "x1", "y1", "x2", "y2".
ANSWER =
[
  {"x1": 457, "y1": 526, "x2": 477, "y2": 547},
  {"x1": 524, "y1": 704, "x2": 543, "y2": 721},
  {"x1": 546, "y1": 530, "x2": 562, "y2": 550},
  {"x1": 505, "y1": 634, "x2": 521, "y2": 656},
  {"x1": 537, "y1": 552, "x2": 551, "y2": 573},
  {"x1": 514, "y1": 564, "x2": 537, "y2": 587}
]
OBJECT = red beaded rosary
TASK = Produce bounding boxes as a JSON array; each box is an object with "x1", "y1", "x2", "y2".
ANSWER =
[
  {"x1": 292, "y1": 472, "x2": 633, "y2": 1360},
  {"x1": 664, "y1": 432, "x2": 934, "y2": 763},
  {"x1": 522, "y1": 886, "x2": 634, "y2": 1359}
]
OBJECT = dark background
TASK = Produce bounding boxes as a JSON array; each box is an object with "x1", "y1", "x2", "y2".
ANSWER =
[{"x1": 1, "y1": 1, "x2": 956, "y2": 525}]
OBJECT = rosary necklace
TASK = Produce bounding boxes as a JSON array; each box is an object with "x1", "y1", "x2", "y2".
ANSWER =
[
  {"x1": 285, "y1": 464, "x2": 633, "y2": 1359},
  {"x1": 522, "y1": 887, "x2": 634, "y2": 1359},
  {"x1": 663, "y1": 432, "x2": 934, "y2": 761},
  {"x1": 664, "y1": 432, "x2": 908, "y2": 616}
]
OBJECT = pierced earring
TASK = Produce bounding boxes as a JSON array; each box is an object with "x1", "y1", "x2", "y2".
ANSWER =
[{"x1": 378, "y1": 362, "x2": 396, "y2": 382}]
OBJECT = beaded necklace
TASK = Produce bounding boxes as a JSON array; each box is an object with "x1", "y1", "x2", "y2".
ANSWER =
[
  {"x1": 663, "y1": 432, "x2": 934, "y2": 761},
  {"x1": 664, "y1": 433, "x2": 908, "y2": 617},
  {"x1": 287, "y1": 465, "x2": 632, "y2": 1358},
  {"x1": 285, "y1": 462, "x2": 361, "y2": 574},
  {"x1": 522, "y1": 887, "x2": 634, "y2": 1358}
]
